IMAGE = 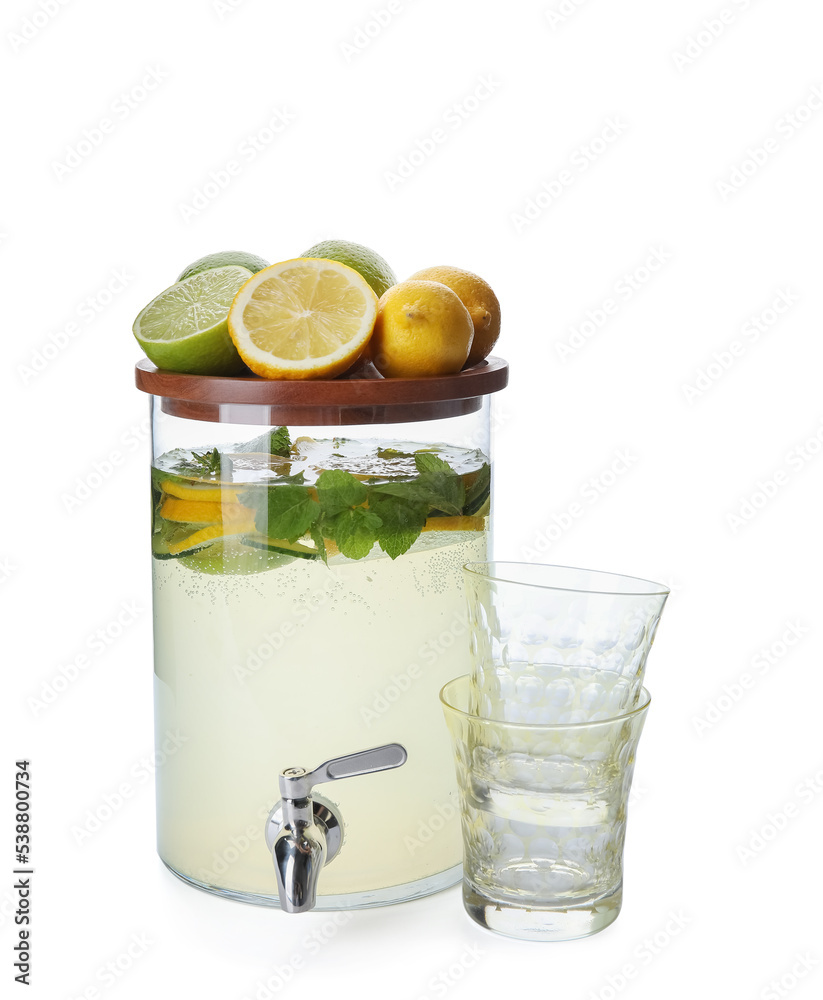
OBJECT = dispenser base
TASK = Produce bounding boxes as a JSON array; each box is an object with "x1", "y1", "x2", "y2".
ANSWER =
[{"x1": 161, "y1": 860, "x2": 463, "y2": 910}]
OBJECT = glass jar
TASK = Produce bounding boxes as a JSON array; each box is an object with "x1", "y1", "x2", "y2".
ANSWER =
[{"x1": 136, "y1": 358, "x2": 508, "y2": 909}]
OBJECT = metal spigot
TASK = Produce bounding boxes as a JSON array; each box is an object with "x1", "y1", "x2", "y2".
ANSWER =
[{"x1": 265, "y1": 743, "x2": 407, "y2": 913}]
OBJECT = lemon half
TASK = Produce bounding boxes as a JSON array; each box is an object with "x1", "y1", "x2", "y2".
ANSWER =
[{"x1": 228, "y1": 258, "x2": 378, "y2": 380}]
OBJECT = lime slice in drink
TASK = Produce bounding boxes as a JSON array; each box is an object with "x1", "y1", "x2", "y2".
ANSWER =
[
  {"x1": 301, "y1": 239, "x2": 397, "y2": 297},
  {"x1": 177, "y1": 250, "x2": 270, "y2": 281},
  {"x1": 243, "y1": 533, "x2": 320, "y2": 559},
  {"x1": 133, "y1": 265, "x2": 252, "y2": 374}
]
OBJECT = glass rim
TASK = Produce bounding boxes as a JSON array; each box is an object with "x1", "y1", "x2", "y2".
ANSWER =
[
  {"x1": 440, "y1": 674, "x2": 652, "y2": 731},
  {"x1": 463, "y1": 560, "x2": 670, "y2": 598}
]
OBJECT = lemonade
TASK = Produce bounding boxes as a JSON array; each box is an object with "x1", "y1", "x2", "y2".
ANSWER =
[{"x1": 151, "y1": 429, "x2": 491, "y2": 906}]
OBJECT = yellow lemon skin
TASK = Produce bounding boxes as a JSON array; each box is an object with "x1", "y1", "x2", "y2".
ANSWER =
[
  {"x1": 370, "y1": 280, "x2": 474, "y2": 378},
  {"x1": 408, "y1": 265, "x2": 500, "y2": 367}
]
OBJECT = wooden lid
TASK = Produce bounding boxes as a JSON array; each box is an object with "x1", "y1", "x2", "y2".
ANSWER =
[{"x1": 135, "y1": 356, "x2": 508, "y2": 426}]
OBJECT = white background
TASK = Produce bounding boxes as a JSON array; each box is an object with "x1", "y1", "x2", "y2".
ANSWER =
[{"x1": 4, "y1": 0, "x2": 823, "y2": 997}]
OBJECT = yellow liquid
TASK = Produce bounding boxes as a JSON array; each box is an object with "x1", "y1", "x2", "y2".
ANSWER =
[{"x1": 153, "y1": 528, "x2": 487, "y2": 902}]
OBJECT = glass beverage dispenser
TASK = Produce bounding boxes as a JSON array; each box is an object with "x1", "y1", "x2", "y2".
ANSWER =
[{"x1": 136, "y1": 358, "x2": 508, "y2": 910}]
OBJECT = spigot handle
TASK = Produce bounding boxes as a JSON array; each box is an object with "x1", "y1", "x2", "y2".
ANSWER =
[
  {"x1": 278, "y1": 743, "x2": 407, "y2": 799},
  {"x1": 269, "y1": 743, "x2": 408, "y2": 912}
]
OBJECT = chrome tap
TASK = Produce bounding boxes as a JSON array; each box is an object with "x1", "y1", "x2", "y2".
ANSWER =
[{"x1": 265, "y1": 743, "x2": 408, "y2": 913}]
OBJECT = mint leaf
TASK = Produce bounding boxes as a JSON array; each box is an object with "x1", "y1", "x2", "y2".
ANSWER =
[
  {"x1": 269, "y1": 426, "x2": 291, "y2": 458},
  {"x1": 371, "y1": 453, "x2": 465, "y2": 515},
  {"x1": 316, "y1": 470, "x2": 368, "y2": 517},
  {"x1": 264, "y1": 485, "x2": 320, "y2": 542},
  {"x1": 421, "y1": 471, "x2": 465, "y2": 514},
  {"x1": 235, "y1": 427, "x2": 291, "y2": 456},
  {"x1": 238, "y1": 486, "x2": 265, "y2": 527},
  {"x1": 414, "y1": 452, "x2": 452, "y2": 475},
  {"x1": 371, "y1": 472, "x2": 464, "y2": 515},
  {"x1": 464, "y1": 463, "x2": 490, "y2": 514},
  {"x1": 325, "y1": 507, "x2": 382, "y2": 560},
  {"x1": 159, "y1": 518, "x2": 187, "y2": 543},
  {"x1": 369, "y1": 494, "x2": 428, "y2": 559},
  {"x1": 239, "y1": 476, "x2": 305, "y2": 528},
  {"x1": 179, "y1": 447, "x2": 231, "y2": 478},
  {"x1": 310, "y1": 523, "x2": 328, "y2": 565},
  {"x1": 366, "y1": 480, "x2": 427, "y2": 503}
]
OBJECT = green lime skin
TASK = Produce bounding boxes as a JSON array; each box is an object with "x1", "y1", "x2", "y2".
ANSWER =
[
  {"x1": 177, "y1": 250, "x2": 270, "y2": 282},
  {"x1": 301, "y1": 239, "x2": 397, "y2": 298}
]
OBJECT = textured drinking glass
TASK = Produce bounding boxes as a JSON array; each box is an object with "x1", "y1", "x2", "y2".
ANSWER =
[
  {"x1": 464, "y1": 562, "x2": 668, "y2": 723},
  {"x1": 441, "y1": 675, "x2": 650, "y2": 941}
]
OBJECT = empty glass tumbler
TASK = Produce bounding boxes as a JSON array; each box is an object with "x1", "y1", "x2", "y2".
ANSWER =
[
  {"x1": 463, "y1": 562, "x2": 668, "y2": 724},
  {"x1": 441, "y1": 675, "x2": 651, "y2": 941}
]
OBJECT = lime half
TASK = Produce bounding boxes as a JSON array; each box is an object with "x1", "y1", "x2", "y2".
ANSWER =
[
  {"x1": 178, "y1": 250, "x2": 270, "y2": 282},
  {"x1": 301, "y1": 239, "x2": 397, "y2": 298},
  {"x1": 133, "y1": 265, "x2": 252, "y2": 374}
]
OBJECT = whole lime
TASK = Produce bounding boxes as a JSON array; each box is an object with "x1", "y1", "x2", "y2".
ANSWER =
[
  {"x1": 178, "y1": 250, "x2": 269, "y2": 282},
  {"x1": 301, "y1": 239, "x2": 397, "y2": 298}
]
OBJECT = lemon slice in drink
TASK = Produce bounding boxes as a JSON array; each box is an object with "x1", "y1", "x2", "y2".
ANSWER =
[
  {"x1": 133, "y1": 265, "x2": 252, "y2": 374},
  {"x1": 227, "y1": 258, "x2": 378, "y2": 380}
]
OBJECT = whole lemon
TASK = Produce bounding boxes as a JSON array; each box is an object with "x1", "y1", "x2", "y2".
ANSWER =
[
  {"x1": 370, "y1": 280, "x2": 474, "y2": 378},
  {"x1": 408, "y1": 265, "x2": 500, "y2": 366}
]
